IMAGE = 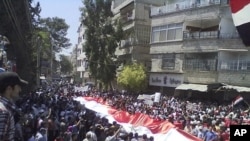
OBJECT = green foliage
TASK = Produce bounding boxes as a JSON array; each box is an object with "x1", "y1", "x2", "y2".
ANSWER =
[
  {"x1": 81, "y1": 0, "x2": 124, "y2": 89},
  {"x1": 117, "y1": 63, "x2": 147, "y2": 93},
  {"x1": 60, "y1": 55, "x2": 73, "y2": 74},
  {"x1": 39, "y1": 17, "x2": 71, "y2": 52}
]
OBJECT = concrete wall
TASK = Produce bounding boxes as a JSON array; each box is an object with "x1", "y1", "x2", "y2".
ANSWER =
[
  {"x1": 184, "y1": 71, "x2": 218, "y2": 84},
  {"x1": 218, "y1": 72, "x2": 250, "y2": 87},
  {"x1": 151, "y1": 53, "x2": 183, "y2": 73}
]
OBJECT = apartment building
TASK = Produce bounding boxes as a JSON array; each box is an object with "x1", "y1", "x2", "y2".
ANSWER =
[
  {"x1": 76, "y1": 23, "x2": 90, "y2": 84},
  {"x1": 149, "y1": 0, "x2": 250, "y2": 100},
  {"x1": 112, "y1": 0, "x2": 165, "y2": 71},
  {"x1": 70, "y1": 45, "x2": 77, "y2": 75}
]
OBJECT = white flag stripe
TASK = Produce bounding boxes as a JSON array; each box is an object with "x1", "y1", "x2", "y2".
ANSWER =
[
  {"x1": 233, "y1": 96, "x2": 244, "y2": 105},
  {"x1": 74, "y1": 97, "x2": 201, "y2": 141},
  {"x1": 232, "y1": 3, "x2": 250, "y2": 26}
]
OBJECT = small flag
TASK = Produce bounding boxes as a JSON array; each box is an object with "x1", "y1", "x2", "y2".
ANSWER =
[{"x1": 232, "y1": 95, "x2": 244, "y2": 106}]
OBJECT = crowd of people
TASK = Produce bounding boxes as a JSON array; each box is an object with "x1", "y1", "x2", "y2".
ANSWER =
[{"x1": 0, "y1": 72, "x2": 250, "y2": 141}]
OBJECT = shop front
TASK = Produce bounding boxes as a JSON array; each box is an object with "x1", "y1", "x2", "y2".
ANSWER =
[{"x1": 149, "y1": 73, "x2": 184, "y2": 95}]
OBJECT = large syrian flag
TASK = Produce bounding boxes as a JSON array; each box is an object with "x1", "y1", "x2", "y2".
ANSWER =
[
  {"x1": 74, "y1": 96, "x2": 201, "y2": 141},
  {"x1": 230, "y1": 0, "x2": 250, "y2": 47}
]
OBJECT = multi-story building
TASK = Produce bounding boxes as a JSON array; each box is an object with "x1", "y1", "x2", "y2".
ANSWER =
[
  {"x1": 112, "y1": 0, "x2": 165, "y2": 71},
  {"x1": 70, "y1": 45, "x2": 77, "y2": 75},
  {"x1": 149, "y1": 0, "x2": 250, "y2": 100},
  {"x1": 76, "y1": 23, "x2": 89, "y2": 84}
]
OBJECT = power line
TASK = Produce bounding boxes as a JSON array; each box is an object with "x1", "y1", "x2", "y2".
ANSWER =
[{"x1": 3, "y1": 0, "x2": 29, "y2": 47}]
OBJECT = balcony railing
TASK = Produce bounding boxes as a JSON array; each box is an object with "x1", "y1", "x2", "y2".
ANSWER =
[
  {"x1": 184, "y1": 59, "x2": 217, "y2": 71},
  {"x1": 219, "y1": 60, "x2": 250, "y2": 71},
  {"x1": 183, "y1": 31, "x2": 219, "y2": 39},
  {"x1": 183, "y1": 31, "x2": 239, "y2": 40},
  {"x1": 113, "y1": 0, "x2": 128, "y2": 9},
  {"x1": 151, "y1": 0, "x2": 227, "y2": 16}
]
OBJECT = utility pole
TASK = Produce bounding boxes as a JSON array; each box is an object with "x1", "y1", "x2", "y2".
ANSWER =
[
  {"x1": 51, "y1": 45, "x2": 53, "y2": 81},
  {"x1": 36, "y1": 36, "x2": 42, "y2": 87},
  {"x1": 50, "y1": 34, "x2": 54, "y2": 82}
]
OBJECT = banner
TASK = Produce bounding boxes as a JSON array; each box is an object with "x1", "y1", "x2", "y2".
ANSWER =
[
  {"x1": 137, "y1": 94, "x2": 155, "y2": 100},
  {"x1": 74, "y1": 85, "x2": 90, "y2": 92},
  {"x1": 154, "y1": 92, "x2": 161, "y2": 103}
]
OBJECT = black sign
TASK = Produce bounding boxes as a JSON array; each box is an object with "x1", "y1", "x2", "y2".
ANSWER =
[{"x1": 230, "y1": 125, "x2": 250, "y2": 141}]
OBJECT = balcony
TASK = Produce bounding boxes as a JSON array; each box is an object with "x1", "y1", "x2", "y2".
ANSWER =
[
  {"x1": 120, "y1": 38, "x2": 136, "y2": 48},
  {"x1": 113, "y1": 0, "x2": 129, "y2": 9},
  {"x1": 183, "y1": 31, "x2": 219, "y2": 40},
  {"x1": 184, "y1": 59, "x2": 217, "y2": 71},
  {"x1": 219, "y1": 60, "x2": 250, "y2": 71},
  {"x1": 121, "y1": 11, "x2": 134, "y2": 26},
  {"x1": 115, "y1": 45, "x2": 133, "y2": 56},
  {"x1": 183, "y1": 31, "x2": 240, "y2": 40},
  {"x1": 151, "y1": 0, "x2": 226, "y2": 17}
]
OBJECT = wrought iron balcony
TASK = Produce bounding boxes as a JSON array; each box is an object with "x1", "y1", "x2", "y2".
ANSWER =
[
  {"x1": 183, "y1": 31, "x2": 219, "y2": 40},
  {"x1": 183, "y1": 31, "x2": 239, "y2": 40},
  {"x1": 150, "y1": 0, "x2": 228, "y2": 17}
]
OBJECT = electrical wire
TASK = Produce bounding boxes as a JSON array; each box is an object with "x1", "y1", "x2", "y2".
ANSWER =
[{"x1": 3, "y1": 0, "x2": 29, "y2": 47}]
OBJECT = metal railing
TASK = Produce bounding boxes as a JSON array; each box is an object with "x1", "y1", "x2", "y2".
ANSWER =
[
  {"x1": 184, "y1": 59, "x2": 217, "y2": 71},
  {"x1": 219, "y1": 60, "x2": 250, "y2": 71},
  {"x1": 151, "y1": 0, "x2": 226, "y2": 16},
  {"x1": 183, "y1": 31, "x2": 239, "y2": 40},
  {"x1": 183, "y1": 31, "x2": 219, "y2": 39}
]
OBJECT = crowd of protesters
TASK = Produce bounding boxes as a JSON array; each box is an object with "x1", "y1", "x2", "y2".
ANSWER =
[{"x1": 7, "y1": 80, "x2": 250, "y2": 141}]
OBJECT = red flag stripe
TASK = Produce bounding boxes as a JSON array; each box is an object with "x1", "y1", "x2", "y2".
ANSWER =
[
  {"x1": 230, "y1": 0, "x2": 250, "y2": 13},
  {"x1": 233, "y1": 96, "x2": 244, "y2": 105},
  {"x1": 81, "y1": 97, "x2": 202, "y2": 141}
]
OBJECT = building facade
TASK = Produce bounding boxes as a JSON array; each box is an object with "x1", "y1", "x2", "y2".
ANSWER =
[
  {"x1": 112, "y1": 0, "x2": 165, "y2": 72},
  {"x1": 149, "y1": 0, "x2": 250, "y2": 100},
  {"x1": 76, "y1": 23, "x2": 90, "y2": 85}
]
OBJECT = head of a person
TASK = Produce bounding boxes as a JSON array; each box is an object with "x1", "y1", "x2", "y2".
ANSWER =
[
  {"x1": 0, "y1": 72, "x2": 28, "y2": 101},
  {"x1": 149, "y1": 136, "x2": 154, "y2": 141},
  {"x1": 85, "y1": 132, "x2": 92, "y2": 140},
  {"x1": 134, "y1": 133, "x2": 138, "y2": 138},
  {"x1": 142, "y1": 134, "x2": 147, "y2": 139}
]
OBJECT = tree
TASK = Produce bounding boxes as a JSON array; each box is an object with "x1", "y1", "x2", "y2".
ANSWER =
[
  {"x1": 0, "y1": 0, "x2": 41, "y2": 91},
  {"x1": 60, "y1": 54, "x2": 73, "y2": 75},
  {"x1": 81, "y1": 0, "x2": 124, "y2": 90},
  {"x1": 39, "y1": 17, "x2": 71, "y2": 52},
  {"x1": 34, "y1": 16, "x2": 72, "y2": 80},
  {"x1": 117, "y1": 63, "x2": 147, "y2": 93}
]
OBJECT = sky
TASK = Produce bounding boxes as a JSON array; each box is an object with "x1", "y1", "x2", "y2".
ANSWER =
[{"x1": 36, "y1": 0, "x2": 83, "y2": 56}]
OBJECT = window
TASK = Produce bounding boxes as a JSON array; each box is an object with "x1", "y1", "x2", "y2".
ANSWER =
[
  {"x1": 151, "y1": 23, "x2": 183, "y2": 43},
  {"x1": 162, "y1": 54, "x2": 175, "y2": 70},
  {"x1": 219, "y1": 60, "x2": 250, "y2": 71},
  {"x1": 151, "y1": 54, "x2": 162, "y2": 59},
  {"x1": 184, "y1": 59, "x2": 216, "y2": 71},
  {"x1": 85, "y1": 60, "x2": 89, "y2": 69}
]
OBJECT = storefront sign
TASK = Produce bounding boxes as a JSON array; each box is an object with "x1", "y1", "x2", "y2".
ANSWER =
[{"x1": 149, "y1": 73, "x2": 183, "y2": 87}]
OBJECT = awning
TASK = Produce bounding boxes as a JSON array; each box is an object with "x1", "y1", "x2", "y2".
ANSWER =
[
  {"x1": 221, "y1": 85, "x2": 250, "y2": 92},
  {"x1": 218, "y1": 48, "x2": 248, "y2": 52},
  {"x1": 40, "y1": 76, "x2": 46, "y2": 80},
  {"x1": 175, "y1": 84, "x2": 208, "y2": 92}
]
